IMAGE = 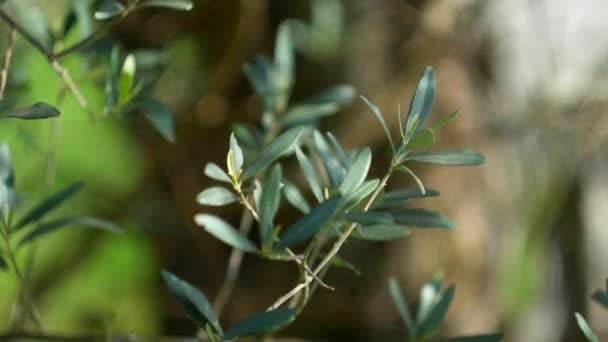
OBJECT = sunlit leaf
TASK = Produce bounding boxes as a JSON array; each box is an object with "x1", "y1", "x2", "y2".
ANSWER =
[
  {"x1": 15, "y1": 182, "x2": 84, "y2": 230},
  {"x1": 196, "y1": 187, "x2": 237, "y2": 206},
  {"x1": 282, "y1": 180, "x2": 310, "y2": 214},
  {"x1": 139, "y1": 0, "x2": 194, "y2": 11},
  {"x1": 575, "y1": 313, "x2": 599, "y2": 342},
  {"x1": 338, "y1": 147, "x2": 372, "y2": 199},
  {"x1": 0, "y1": 102, "x2": 60, "y2": 120},
  {"x1": 241, "y1": 127, "x2": 304, "y2": 180},
  {"x1": 259, "y1": 165, "x2": 282, "y2": 246},
  {"x1": 194, "y1": 214, "x2": 258, "y2": 253},
  {"x1": 404, "y1": 66, "x2": 435, "y2": 135},
  {"x1": 94, "y1": 0, "x2": 125, "y2": 20},
  {"x1": 353, "y1": 225, "x2": 410, "y2": 241},
  {"x1": 229, "y1": 133, "x2": 244, "y2": 172},
  {"x1": 224, "y1": 308, "x2": 296, "y2": 339},
  {"x1": 405, "y1": 150, "x2": 484, "y2": 166},
  {"x1": 161, "y1": 271, "x2": 223, "y2": 334},
  {"x1": 416, "y1": 274, "x2": 443, "y2": 327},
  {"x1": 418, "y1": 285, "x2": 455, "y2": 336},
  {"x1": 389, "y1": 278, "x2": 415, "y2": 335},
  {"x1": 295, "y1": 146, "x2": 323, "y2": 202},
  {"x1": 276, "y1": 196, "x2": 340, "y2": 248},
  {"x1": 18, "y1": 216, "x2": 121, "y2": 246},
  {"x1": 204, "y1": 163, "x2": 231, "y2": 183},
  {"x1": 118, "y1": 54, "x2": 137, "y2": 105},
  {"x1": 360, "y1": 95, "x2": 395, "y2": 154}
]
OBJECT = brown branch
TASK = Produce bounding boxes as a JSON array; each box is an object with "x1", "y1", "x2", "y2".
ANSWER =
[{"x1": 0, "y1": 25, "x2": 16, "y2": 100}]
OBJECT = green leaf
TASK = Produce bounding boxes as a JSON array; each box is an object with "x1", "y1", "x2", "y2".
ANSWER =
[
  {"x1": 431, "y1": 111, "x2": 458, "y2": 130},
  {"x1": 94, "y1": 0, "x2": 125, "y2": 20},
  {"x1": 161, "y1": 271, "x2": 223, "y2": 334},
  {"x1": 196, "y1": 187, "x2": 237, "y2": 206},
  {"x1": 441, "y1": 334, "x2": 503, "y2": 342},
  {"x1": 0, "y1": 102, "x2": 60, "y2": 120},
  {"x1": 389, "y1": 278, "x2": 415, "y2": 335},
  {"x1": 406, "y1": 150, "x2": 485, "y2": 166},
  {"x1": 0, "y1": 143, "x2": 15, "y2": 211},
  {"x1": 18, "y1": 216, "x2": 122, "y2": 246},
  {"x1": 345, "y1": 179, "x2": 379, "y2": 210},
  {"x1": 331, "y1": 255, "x2": 361, "y2": 276},
  {"x1": 229, "y1": 133, "x2": 244, "y2": 172},
  {"x1": 282, "y1": 180, "x2": 310, "y2": 214},
  {"x1": 133, "y1": 98, "x2": 176, "y2": 143},
  {"x1": 139, "y1": 0, "x2": 194, "y2": 11},
  {"x1": 204, "y1": 163, "x2": 231, "y2": 183},
  {"x1": 105, "y1": 46, "x2": 122, "y2": 113},
  {"x1": 575, "y1": 313, "x2": 599, "y2": 342},
  {"x1": 360, "y1": 95, "x2": 395, "y2": 154},
  {"x1": 8, "y1": 0, "x2": 53, "y2": 50},
  {"x1": 224, "y1": 308, "x2": 296, "y2": 339},
  {"x1": 282, "y1": 85, "x2": 356, "y2": 125},
  {"x1": 241, "y1": 127, "x2": 305, "y2": 180},
  {"x1": 325, "y1": 132, "x2": 350, "y2": 167},
  {"x1": 0, "y1": 251, "x2": 7, "y2": 270},
  {"x1": 418, "y1": 285, "x2": 455, "y2": 336},
  {"x1": 388, "y1": 209, "x2": 455, "y2": 229},
  {"x1": 295, "y1": 146, "x2": 323, "y2": 202},
  {"x1": 591, "y1": 289, "x2": 608, "y2": 308},
  {"x1": 313, "y1": 130, "x2": 345, "y2": 186},
  {"x1": 407, "y1": 128, "x2": 435, "y2": 150},
  {"x1": 274, "y1": 22, "x2": 294, "y2": 95},
  {"x1": 416, "y1": 275, "x2": 443, "y2": 327},
  {"x1": 373, "y1": 188, "x2": 439, "y2": 209},
  {"x1": 339, "y1": 147, "x2": 372, "y2": 199},
  {"x1": 353, "y1": 225, "x2": 410, "y2": 241},
  {"x1": 259, "y1": 165, "x2": 282, "y2": 247},
  {"x1": 404, "y1": 66, "x2": 435, "y2": 135},
  {"x1": 118, "y1": 54, "x2": 137, "y2": 106},
  {"x1": 345, "y1": 212, "x2": 394, "y2": 225},
  {"x1": 15, "y1": 182, "x2": 84, "y2": 230},
  {"x1": 276, "y1": 196, "x2": 340, "y2": 248},
  {"x1": 194, "y1": 214, "x2": 258, "y2": 253},
  {"x1": 243, "y1": 57, "x2": 272, "y2": 101}
]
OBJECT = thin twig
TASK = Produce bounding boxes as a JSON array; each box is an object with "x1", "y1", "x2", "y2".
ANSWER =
[
  {"x1": 0, "y1": 25, "x2": 16, "y2": 100},
  {"x1": 50, "y1": 60, "x2": 89, "y2": 111}
]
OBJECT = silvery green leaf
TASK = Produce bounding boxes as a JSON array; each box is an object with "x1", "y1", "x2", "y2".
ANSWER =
[
  {"x1": 196, "y1": 187, "x2": 237, "y2": 206},
  {"x1": 194, "y1": 214, "x2": 258, "y2": 253}
]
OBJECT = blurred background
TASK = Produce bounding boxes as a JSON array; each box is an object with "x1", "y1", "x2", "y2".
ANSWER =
[{"x1": 1, "y1": 0, "x2": 608, "y2": 341}]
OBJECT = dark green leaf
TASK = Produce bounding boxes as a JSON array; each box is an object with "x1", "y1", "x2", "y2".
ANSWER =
[
  {"x1": 406, "y1": 150, "x2": 485, "y2": 166},
  {"x1": 339, "y1": 147, "x2": 372, "y2": 199},
  {"x1": 404, "y1": 66, "x2": 435, "y2": 135},
  {"x1": 241, "y1": 127, "x2": 304, "y2": 180},
  {"x1": 313, "y1": 130, "x2": 345, "y2": 186},
  {"x1": 161, "y1": 271, "x2": 223, "y2": 334},
  {"x1": 373, "y1": 188, "x2": 439, "y2": 209},
  {"x1": 331, "y1": 255, "x2": 361, "y2": 276},
  {"x1": 431, "y1": 111, "x2": 458, "y2": 130},
  {"x1": 591, "y1": 289, "x2": 608, "y2": 308},
  {"x1": 19, "y1": 216, "x2": 121, "y2": 246},
  {"x1": 282, "y1": 180, "x2": 310, "y2": 214},
  {"x1": 224, "y1": 308, "x2": 296, "y2": 339},
  {"x1": 407, "y1": 128, "x2": 435, "y2": 150},
  {"x1": 575, "y1": 313, "x2": 599, "y2": 342},
  {"x1": 194, "y1": 214, "x2": 258, "y2": 253},
  {"x1": 105, "y1": 46, "x2": 122, "y2": 113},
  {"x1": 441, "y1": 334, "x2": 503, "y2": 342},
  {"x1": 132, "y1": 98, "x2": 176, "y2": 143},
  {"x1": 276, "y1": 196, "x2": 340, "y2": 248},
  {"x1": 259, "y1": 165, "x2": 282, "y2": 246},
  {"x1": 353, "y1": 225, "x2": 410, "y2": 241},
  {"x1": 345, "y1": 212, "x2": 394, "y2": 225},
  {"x1": 360, "y1": 95, "x2": 395, "y2": 154},
  {"x1": 388, "y1": 209, "x2": 455, "y2": 229},
  {"x1": 204, "y1": 163, "x2": 231, "y2": 183},
  {"x1": 196, "y1": 187, "x2": 237, "y2": 206},
  {"x1": 389, "y1": 278, "x2": 415, "y2": 335},
  {"x1": 243, "y1": 57, "x2": 272, "y2": 101},
  {"x1": 282, "y1": 85, "x2": 356, "y2": 125},
  {"x1": 15, "y1": 182, "x2": 84, "y2": 230},
  {"x1": 418, "y1": 285, "x2": 455, "y2": 336},
  {"x1": 0, "y1": 102, "x2": 60, "y2": 120},
  {"x1": 0, "y1": 251, "x2": 7, "y2": 270},
  {"x1": 295, "y1": 146, "x2": 323, "y2": 202},
  {"x1": 140, "y1": 0, "x2": 194, "y2": 11},
  {"x1": 94, "y1": 0, "x2": 125, "y2": 20}
]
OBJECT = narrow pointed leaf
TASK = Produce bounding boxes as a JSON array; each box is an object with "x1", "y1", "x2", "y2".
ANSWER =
[
  {"x1": 575, "y1": 313, "x2": 599, "y2": 342},
  {"x1": 161, "y1": 271, "x2": 223, "y2": 334},
  {"x1": 361, "y1": 95, "x2": 395, "y2": 153},
  {"x1": 94, "y1": 0, "x2": 125, "y2": 20},
  {"x1": 277, "y1": 196, "x2": 340, "y2": 248},
  {"x1": 345, "y1": 212, "x2": 394, "y2": 225},
  {"x1": 19, "y1": 216, "x2": 121, "y2": 246},
  {"x1": 345, "y1": 179, "x2": 379, "y2": 210},
  {"x1": 339, "y1": 147, "x2": 372, "y2": 199},
  {"x1": 282, "y1": 85, "x2": 355, "y2": 125},
  {"x1": 194, "y1": 214, "x2": 258, "y2": 253},
  {"x1": 241, "y1": 127, "x2": 304, "y2": 180},
  {"x1": 259, "y1": 165, "x2": 282, "y2": 246},
  {"x1": 441, "y1": 334, "x2": 503, "y2": 342},
  {"x1": 282, "y1": 180, "x2": 310, "y2": 214},
  {"x1": 196, "y1": 187, "x2": 237, "y2": 206},
  {"x1": 204, "y1": 163, "x2": 231, "y2": 183},
  {"x1": 389, "y1": 278, "x2": 415, "y2": 334},
  {"x1": 15, "y1": 182, "x2": 84, "y2": 230},
  {"x1": 133, "y1": 98, "x2": 176, "y2": 143},
  {"x1": 373, "y1": 188, "x2": 439, "y2": 209},
  {"x1": 331, "y1": 255, "x2": 361, "y2": 276},
  {"x1": 295, "y1": 146, "x2": 323, "y2": 202},
  {"x1": 140, "y1": 0, "x2": 194, "y2": 11},
  {"x1": 1, "y1": 102, "x2": 60, "y2": 120},
  {"x1": 406, "y1": 150, "x2": 484, "y2": 166},
  {"x1": 418, "y1": 285, "x2": 455, "y2": 336},
  {"x1": 388, "y1": 209, "x2": 455, "y2": 229},
  {"x1": 229, "y1": 133, "x2": 244, "y2": 171},
  {"x1": 407, "y1": 128, "x2": 435, "y2": 150},
  {"x1": 105, "y1": 46, "x2": 122, "y2": 113},
  {"x1": 313, "y1": 130, "x2": 345, "y2": 186},
  {"x1": 224, "y1": 308, "x2": 296, "y2": 339},
  {"x1": 326, "y1": 132, "x2": 350, "y2": 167},
  {"x1": 0, "y1": 143, "x2": 15, "y2": 210},
  {"x1": 431, "y1": 111, "x2": 458, "y2": 130},
  {"x1": 8, "y1": 0, "x2": 53, "y2": 50},
  {"x1": 353, "y1": 225, "x2": 410, "y2": 241},
  {"x1": 118, "y1": 54, "x2": 137, "y2": 105},
  {"x1": 405, "y1": 66, "x2": 435, "y2": 135}
]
